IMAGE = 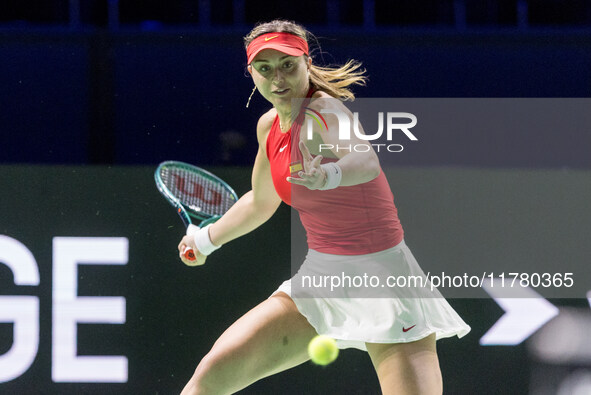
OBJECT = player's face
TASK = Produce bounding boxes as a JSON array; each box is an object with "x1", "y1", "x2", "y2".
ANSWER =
[{"x1": 248, "y1": 49, "x2": 310, "y2": 109}]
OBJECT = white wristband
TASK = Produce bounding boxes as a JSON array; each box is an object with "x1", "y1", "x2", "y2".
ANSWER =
[
  {"x1": 193, "y1": 224, "x2": 221, "y2": 256},
  {"x1": 319, "y1": 162, "x2": 342, "y2": 190}
]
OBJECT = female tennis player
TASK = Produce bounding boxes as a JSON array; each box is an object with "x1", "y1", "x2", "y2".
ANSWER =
[{"x1": 178, "y1": 20, "x2": 470, "y2": 395}]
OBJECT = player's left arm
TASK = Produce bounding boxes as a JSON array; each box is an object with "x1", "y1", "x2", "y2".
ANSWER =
[{"x1": 288, "y1": 96, "x2": 381, "y2": 189}]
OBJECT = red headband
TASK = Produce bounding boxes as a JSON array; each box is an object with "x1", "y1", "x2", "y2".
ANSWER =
[{"x1": 246, "y1": 32, "x2": 309, "y2": 64}]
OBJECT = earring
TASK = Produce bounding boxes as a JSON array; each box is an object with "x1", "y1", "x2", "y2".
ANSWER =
[{"x1": 245, "y1": 85, "x2": 257, "y2": 108}]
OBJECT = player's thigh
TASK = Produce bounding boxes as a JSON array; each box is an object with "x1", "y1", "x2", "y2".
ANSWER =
[
  {"x1": 366, "y1": 333, "x2": 442, "y2": 395},
  {"x1": 195, "y1": 292, "x2": 318, "y2": 384}
]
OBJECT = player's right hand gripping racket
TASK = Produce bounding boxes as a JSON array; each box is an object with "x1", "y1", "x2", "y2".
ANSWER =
[{"x1": 155, "y1": 161, "x2": 238, "y2": 262}]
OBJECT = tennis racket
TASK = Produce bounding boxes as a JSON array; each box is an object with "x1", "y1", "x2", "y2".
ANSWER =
[{"x1": 154, "y1": 161, "x2": 238, "y2": 261}]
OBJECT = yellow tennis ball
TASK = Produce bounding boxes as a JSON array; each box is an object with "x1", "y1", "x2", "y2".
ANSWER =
[{"x1": 308, "y1": 335, "x2": 339, "y2": 365}]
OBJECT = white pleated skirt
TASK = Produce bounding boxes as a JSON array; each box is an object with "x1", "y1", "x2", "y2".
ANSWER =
[{"x1": 271, "y1": 240, "x2": 471, "y2": 351}]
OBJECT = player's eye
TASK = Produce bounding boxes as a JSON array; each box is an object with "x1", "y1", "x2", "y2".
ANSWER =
[{"x1": 258, "y1": 65, "x2": 270, "y2": 72}]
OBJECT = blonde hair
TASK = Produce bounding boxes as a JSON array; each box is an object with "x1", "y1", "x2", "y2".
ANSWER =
[{"x1": 244, "y1": 20, "x2": 367, "y2": 101}]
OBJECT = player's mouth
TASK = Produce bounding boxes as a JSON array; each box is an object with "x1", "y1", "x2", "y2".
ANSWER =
[{"x1": 272, "y1": 88, "x2": 290, "y2": 96}]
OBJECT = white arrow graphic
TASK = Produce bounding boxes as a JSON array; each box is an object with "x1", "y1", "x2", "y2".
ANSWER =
[{"x1": 480, "y1": 277, "x2": 559, "y2": 346}]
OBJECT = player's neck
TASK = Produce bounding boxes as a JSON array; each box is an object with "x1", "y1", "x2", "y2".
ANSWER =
[
  {"x1": 274, "y1": 85, "x2": 310, "y2": 132},
  {"x1": 276, "y1": 109, "x2": 293, "y2": 133}
]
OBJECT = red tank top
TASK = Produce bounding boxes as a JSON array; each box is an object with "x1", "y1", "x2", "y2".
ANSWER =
[{"x1": 265, "y1": 92, "x2": 404, "y2": 255}]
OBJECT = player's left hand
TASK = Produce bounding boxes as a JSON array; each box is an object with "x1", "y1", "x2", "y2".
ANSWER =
[{"x1": 286, "y1": 140, "x2": 326, "y2": 190}]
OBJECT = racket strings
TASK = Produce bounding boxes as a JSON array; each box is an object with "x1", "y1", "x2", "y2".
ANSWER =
[{"x1": 160, "y1": 167, "x2": 235, "y2": 217}]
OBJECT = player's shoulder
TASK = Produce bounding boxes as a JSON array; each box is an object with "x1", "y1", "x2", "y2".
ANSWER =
[
  {"x1": 311, "y1": 90, "x2": 332, "y2": 100},
  {"x1": 257, "y1": 108, "x2": 276, "y2": 130},
  {"x1": 256, "y1": 108, "x2": 277, "y2": 147},
  {"x1": 308, "y1": 90, "x2": 348, "y2": 113}
]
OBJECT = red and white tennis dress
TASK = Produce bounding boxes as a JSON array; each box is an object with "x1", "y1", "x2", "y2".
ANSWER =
[{"x1": 266, "y1": 92, "x2": 470, "y2": 350}]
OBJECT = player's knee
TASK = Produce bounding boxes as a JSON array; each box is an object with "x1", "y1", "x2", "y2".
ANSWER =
[{"x1": 188, "y1": 351, "x2": 231, "y2": 395}]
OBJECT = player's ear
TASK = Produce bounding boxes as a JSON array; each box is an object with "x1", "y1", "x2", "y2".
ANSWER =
[{"x1": 247, "y1": 65, "x2": 253, "y2": 75}]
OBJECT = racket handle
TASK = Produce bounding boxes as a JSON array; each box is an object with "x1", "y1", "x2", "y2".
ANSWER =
[
  {"x1": 183, "y1": 224, "x2": 199, "y2": 260},
  {"x1": 183, "y1": 246, "x2": 196, "y2": 261}
]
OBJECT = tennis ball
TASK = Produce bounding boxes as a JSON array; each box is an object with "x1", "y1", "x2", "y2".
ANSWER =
[{"x1": 308, "y1": 335, "x2": 339, "y2": 365}]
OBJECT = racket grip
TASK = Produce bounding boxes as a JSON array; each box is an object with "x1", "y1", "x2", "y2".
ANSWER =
[
  {"x1": 184, "y1": 224, "x2": 199, "y2": 260},
  {"x1": 183, "y1": 246, "x2": 196, "y2": 261}
]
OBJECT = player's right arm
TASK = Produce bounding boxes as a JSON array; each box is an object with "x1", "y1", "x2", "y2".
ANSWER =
[{"x1": 205, "y1": 109, "x2": 282, "y2": 247}]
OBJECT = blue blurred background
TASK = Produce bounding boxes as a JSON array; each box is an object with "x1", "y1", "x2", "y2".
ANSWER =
[{"x1": 1, "y1": 0, "x2": 590, "y2": 167}]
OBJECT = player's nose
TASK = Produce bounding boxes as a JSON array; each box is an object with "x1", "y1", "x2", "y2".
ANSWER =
[{"x1": 272, "y1": 69, "x2": 285, "y2": 85}]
